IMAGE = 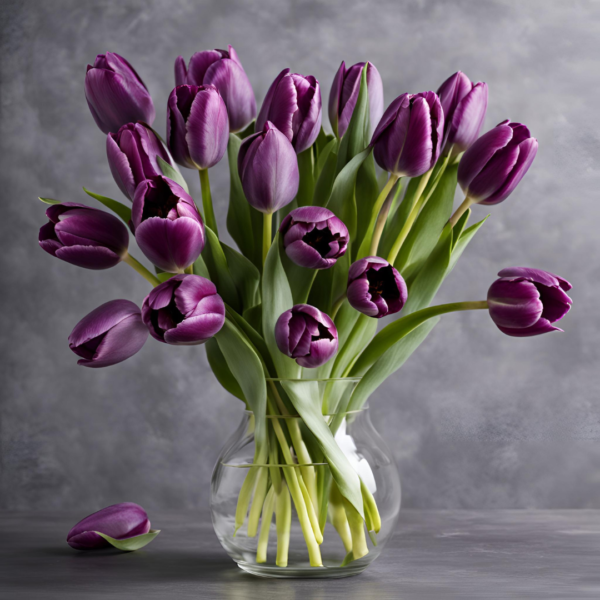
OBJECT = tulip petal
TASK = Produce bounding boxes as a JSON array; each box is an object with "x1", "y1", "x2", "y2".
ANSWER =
[
  {"x1": 174, "y1": 55, "x2": 187, "y2": 86},
  {"x1": 347, "y1": 278, "x2": 379, "y2": 317},
  {"x1": 395, "y1": 96, "x2": 434, "y2": 177},
  {"x1": 371, "y1": 93, "x2": 409, "y2": 145},
  {"x1": 55, "y1": 245, "x2": 122, "y2": 270},
  {"x1": 292, "y1": 75, "x2": 322, "y2": 153},
  {"x1": 167, "y1": 88, "x2": 195, "y2": 169},
  {"x1": 164, "y1": 312, "x2": 225, "y2": 345},
  {"x1": 496, "y1": 318, "x2": 562, "y2": 337},
  {"x1": 297, "y1": 338, "x2": 338, "y2": 368},
  {"x1": 174, "y1": 275, "x2": 219, "y2": 316},
  {"x1": 449, "y1": 82, "x2": 488, "y2": 151},
  {"x1": 467, "y1": 141, "x2": 520, "y2": 202},
  {"x1": 56, "y1": 209, "x2": 129, "y2": 252},
  {"x1": 487, "y1": 279, "x2": 543, "y2": 329},
  {"x1": 275, "y1": 309, "x2": 294, "y2": 355},
  {"x1": 261, "y1": 72, "x2": 297, "y2": 143},
  {"x1": 498, "y1": 267, "x2": 572, "y2": 291},
  {"x1": 537, "y1": 284, "x2": 573, "y2": 323},
  {"x1": 365, "y1": 62, "x2": 384, "y2": 137},
  {"x1": 286, "y1": 240, "x2": 333, "y2": 269},
  {"x1": 187, "y1": 50, "x2": 222, "y2": 85},
  {"x1": 256, "y1": 68, "x2": 290, "y2": 134},
  {"x1": 372, "y1": 96, "x2": 411, "y2": 175},
  {"x1": 106, "y1": 133, "x2": 136, "y2": 200},
  {"x1": 328, "y1": 61, "x2": 345, "y2": 136},
  {"x1": 288, "y1": 313, "x2": 308, "y2": 355}
]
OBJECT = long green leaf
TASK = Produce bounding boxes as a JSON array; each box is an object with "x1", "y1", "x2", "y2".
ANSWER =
[
  {"x1": 206, "y1": 338, "x2": 246, "y2": 403},
  {"x1": 38, "y1": 197, "x2": 61, "y2": 205},
  {"x1": 296, "y1": 147, "x2": 315, "y2": 207},
  {"x1": 215, "y1": 320, "x2": 267, "y2": 462},
  {"x1": 313, "y1": 139, "x2": 339, "y2": 207},
  {"x1": 157, "y1": 157, "x2": 189, "y2": 193},
  {"x1": 349, "y1": 319, "x2": 439, "y2": 410},
  {"x1": 262, "y1": 234, "x2": 301, "y2": 378},
  {"x1": 94, "y1": 529, "x2": 160, "y2": 552},
  {"x1": 83, "y1": 188, "x2": 131, "y2": 223},
  {"x1": 280, "y1": 380, "x2": 364, "y2": 519},
  {"x1": 221, "y1": 243, "x2": 261, "y2": 312},
  {"x1": 449, "y1": 214, "x2": 489, "y2": 272},
  {"x1": 354, "y1": 153, "x2": 380, "y2": 258}
]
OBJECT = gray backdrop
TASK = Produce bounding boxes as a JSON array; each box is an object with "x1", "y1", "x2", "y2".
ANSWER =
[{"x1": 1, "y1": 0, "x2": 599, "y2": 511}]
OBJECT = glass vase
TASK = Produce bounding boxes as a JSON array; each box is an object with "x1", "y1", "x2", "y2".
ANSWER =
[{"x1": 210, "y1": 378, "x2": 401, "y2": 578}]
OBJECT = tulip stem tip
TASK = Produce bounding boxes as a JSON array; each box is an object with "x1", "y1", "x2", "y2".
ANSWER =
[
  {"x1": 199, "y1": 169, "x2": 218, "y2": 236},
  {"x1": 369, "y1": 174, "x2": 400, "y2": 257},
  {"x1": 123, "y1": 253, "x2": 161, "y2": 287},
  {"x1": 263, "y1": 212, "x2": 273, "y2": 265}
]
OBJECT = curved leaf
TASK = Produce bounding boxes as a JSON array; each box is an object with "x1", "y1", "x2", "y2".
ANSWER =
[
  {"x1": 206, "y1": 338, "x2": 246, "y2": 403},
  {"x1": 221, "y1": 243, "x2": 261, "y2": 312},
  {"x1": 83, "y1": 188, "x2": 131, "y2": 224},
  {"x1": 157, "y1": 157, "x2": 189, "y2": 193},
  {"x1": 93, "y1": 529, "x2": 160, "y2": 552},
  {"x1": 38, "y1": 197, "x2": 61, "y2": 205}
]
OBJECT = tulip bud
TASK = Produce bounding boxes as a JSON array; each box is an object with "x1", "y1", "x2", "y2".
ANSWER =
[
  {"x1": 39, "y1": 203, "x2": 129, "y2": 270},
  {"x1": 68, "y1": 300, "x2": 149, "y2": 368},
  {"x1": 132, "y1": 176, "x2": 205, "y2": 273},
  {"x1": 67, "y1": 502, "x2": 151, "y2": 549},
  {"x1": 280, "y1": 207, "x2": 349, "y2": 269},
  {"x1": 371, "y1": 92, "x2": 444, "y2": 178},
  {"x1": 275, "y1": 304, "x2": 338, "y2": 368},
  {"x1": 174, "y1": 45, "x2": 256, "y2": 133},
  {"x1": 238, "y1": 121, "x2": 299, "y2": 214},
  {"x1": 106, "y1": 122, "x2": 177, "y2": 201},
  {"x1": 457, "y1": 120, "x2": 538, "y2": 205},
  {"x1": 487, "y1": 267, "x2": 572, "y2": 337},
  {"x1": 436, "y1": 71, "x2": 488, "y2": 154},
  {"x1": 167, "y1": 84, "x2": 229, "y2": 170},
  {"x1": 142, "y1": 274, "x2": 225, "y2": 345},
  {"x1": 85, "y1": 53, "x2": 155, "y2": 134},
  {"x1": 256, "y1": 69, "x2": 322, "y2": 154},
  {"x1": 328, "y1": 61, "x2": 384, "y2": 139},
  {"x1": 347, "y1": 257, "x2": 408, "y2": 318}
]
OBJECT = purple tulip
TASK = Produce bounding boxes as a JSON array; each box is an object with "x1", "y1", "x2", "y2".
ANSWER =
[
  {"x1": 256, "y1": 68, "x2": 322, "y2": 154},
  {"x1": 487, "y1": 267, "x2": 572, "y2": 337},
  {"x1": 458, "y1": 120, "x2": 538, "y2": 205},
  {"x1": 174, "y1": 45, "x2": 256, "y2": 133},
  {"x1": 132, "y1": 176, "x2": 205, "y2": 273},
  {"x1": 85, "y1": 53, "x2": 155, "y2": 134},
  {"x1": 371, "y1": 92, "x2": 444, "y2": 178},
  {"x1": 167, "y1": 84, "x2": 229, "y2": 170},
  {"x1": 275, "y1": 304, "x2": 338, "y2": 368},
  {"x1": 238, "y1": 121, "x2": 299, "y2": 214},
  {"x1": 142, "y1": 274, "x2": 225, "y2": 345},
  {"x1": 328, "y1": 61, "x2": 384, "y2": 139},
  {"x1": 436, "y1": 71, "x2": 488, "y2": 153},
  {"x1": 39, "y1": 203, "x2": 129, "y2": 270},
  {"x1": 347, "y1": 257, "x2": 408, "y2": 318},
  {"x1": 280, "y1": 207, "x2": 349, "y2": 269},
  {"x1": 106, "y1": 122, "x2": 176, "y2": 201},
  {"x1": 67, "y1": 502, "x2": 151, "y2": 550},
  {"x1": 68, "y1": 300, "x2": 149, "y2": 368}
]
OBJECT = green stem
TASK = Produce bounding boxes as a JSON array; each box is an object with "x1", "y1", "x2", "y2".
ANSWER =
[
  {"x1": 275, "y1": 483, "x2": 292, "y2": 567},
  {"x1": 184, "y1": 265, "x2": 194, "y2": 275},
  {"x1": 247, "y1": 466, "x2": 269, "y2": 537},
  {"x1": 330, "y1": 293, "x2": 347, "y2": 321},
  {"x1": 369, "y1": 174, "x2": 400, "y2": 256},
  {"x1": 386, "y1": 166, "x2": 435, "y2": 265},
  {"x1": 123, "y1": 253, "x2": 161, "y2": 287},
  {"x1": 449, "y1": 196, "x2": 476, "y2": 227},
  {"x1": 263, "y1": 212, "x2": 272, "y2": 265},
  {"x1": 199, "y1": 169, "x2": 218, "y2": 235},
  {"x1": 256, "y1": 486, "x2": 275, "y2": 563}
]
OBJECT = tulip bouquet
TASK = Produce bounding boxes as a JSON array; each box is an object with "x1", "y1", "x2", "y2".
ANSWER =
[{"x1": 38, "y1": 48, "x2": 572, "y2": 571}]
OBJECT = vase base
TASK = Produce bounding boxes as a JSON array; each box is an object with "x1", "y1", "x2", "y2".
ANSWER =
[{"x1": 237, "y1": 561, "x2": 367, "y2": 579}]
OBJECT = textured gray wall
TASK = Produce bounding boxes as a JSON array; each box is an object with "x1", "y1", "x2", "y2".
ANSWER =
[{"x1": 1, "y1": 0, "x2": 599, "y2": 511}]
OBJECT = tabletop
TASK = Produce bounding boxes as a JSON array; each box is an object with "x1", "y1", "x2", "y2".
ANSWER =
[{"x1": 1, "y1": 510, "x2": 599, "y2": 599}]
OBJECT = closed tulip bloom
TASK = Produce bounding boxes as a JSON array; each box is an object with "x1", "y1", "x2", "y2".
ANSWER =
[
  {"x1": 458, "y1": 120, "x2": 538, "y2": 205},
  {"x1": 347, "y1": 256, "x2": 408, "y2": 318},
  {"x1": 142, "y1": 274, "x2": 225, "y2": 345},
  {"x1": 280, "y1": 207, "x2": 349, "y2": 269},
  {"x1": 329, "y1": 61, "x2": 384, "y2": 138},
  {"x1": 67, "y1": 503, "x2": 151, "y2": 549},
  {"x1": 167, "y1": 84, "x2": 229, "y2": 170},
  {"x1": 107, "y1": 122, "x2": 177, "y2": 201},
  {"x1": 487, "y1": 267, "x2": 572, "y2": 337},
  {"x1": 371, "y1": 91, "x2": 444, "y2": 177},
  {"x1": 174, "y1": 45, "x2": 256, "y2": 132},
  {"x1": 85, "y1": 53, "x2": 155, "y2": 134},
  {"x1": 39, "y1": 203, "x2": 129, "y2": 270},
  {"x1": 238, "y1": 121, "x2": 299, "y2": 214},
  {"x1": 132, "y1": 176, "x2": 205, "y2": 273},
  {"x1": 436, "y1": 71, "x2": 488, "y2": 153},
  {"x1": 275, "y1": 304, "x2": 338, "y2": 368},
  {"x1": 69, "y1": 300, "x2": 149, "y2": 368},
  {"x1": 256, "y1": 68, "x2": 322, "y2": 153}
]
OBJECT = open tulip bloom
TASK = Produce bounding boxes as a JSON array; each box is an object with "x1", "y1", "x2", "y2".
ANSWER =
[{"x1": 39, "y1": 49, "x2": 572, "y2": 570}]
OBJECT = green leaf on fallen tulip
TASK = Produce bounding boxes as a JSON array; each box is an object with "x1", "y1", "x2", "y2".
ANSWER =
[
  {"x1": 93, "y1": 529, "x2": 160, "y2": 552},
  {"x1": 83, "y1": 188, "x2": 132, "y2": 224},
  {"x1": 38, "y1": 197, "x2": 62, "y2": 205},
  {"x1": 157, "y1": 157, "x2": 189, "y2": 193}
]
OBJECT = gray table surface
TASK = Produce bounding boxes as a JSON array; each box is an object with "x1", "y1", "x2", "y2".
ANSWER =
[{"x1": 1, "y1": 510, "x2": 599, "y2": 599}]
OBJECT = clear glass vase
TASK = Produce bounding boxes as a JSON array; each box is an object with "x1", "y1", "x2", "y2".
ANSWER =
[{"x1": 210, "y1": 378, "x2": 401, "y2": 578}]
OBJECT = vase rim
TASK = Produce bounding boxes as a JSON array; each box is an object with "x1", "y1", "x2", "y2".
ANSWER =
[{"x1": 244, "y1": 406, "x2": 369, "y2": 418}]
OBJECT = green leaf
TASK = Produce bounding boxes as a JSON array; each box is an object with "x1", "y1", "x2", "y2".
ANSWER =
[
  {"x1": 215, "y1": 320, "x2": 268, "y2": 463},
  {"x1": 326, "y1": 148, "x2": 372, "y2": 239},
  {"x1": 281, "y1": 250, "x2": 318, "y2": 305},
  {"x1": 354, "y1": 153, "x2": 380, "y2": 258},
  {"x1": 93, "y1": 529, "x2": 160, "y2": 552},
  {"x1": 192, "y1": 254, "x2": 211, "y2": 279},
  {"x1": 315, "y1": 126, "x2": 335, "y2": 159},
  {"x1": 295, "y1": 147, "x2": 315, "y2": 207},
  {"x1": 206, "y1": 338, "x2": 246, "y2": 403},
  {"x1": 312, "y1": 139, "x2": 339, "y2": 207},
  {"x1": 83, "y1": 188, "x2": 132, "y2": 224},
  {"x1": 221, "y1": 243, "x2": 261, "y2": 312},
  {"x1": 38, "y1": 197, "x2": 62, "y2": 205},
  {"x1": 449, "y1": 213, "x2": 489, "y2": 272},
  {"x1": 395, "y1": 163, "x2": 458, "y2": 277},
  {"x1": 336, "y1": 64, "x2": 370, "y2": 172},
  {"x1": 226, "y1": 134, "x2": 256, "y2": 263},
  {"x1": 262, "y1": 234, "x2": 301, "y2": 378},
  {"x1": 201, "y1": 227, "x2": 241, "y2": 312},
  {"x1": 280, "y1": 380, "x2": 364, "y2": 519},
  {"x1": 237, "y1": 120, "x2": 256, "y2": 139},
  {"x1": 156, "y1": 272, "x2": 176, "y2": 283},
  {"x1": 349, "y1": 319, "x2": 438, "y2": 410},
  {"x1": 157, "y1": 157, "x2": 189, "y2": 193},
  {"x1": 331, "y1": 314, "x2": 377, "y2": 378}
]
